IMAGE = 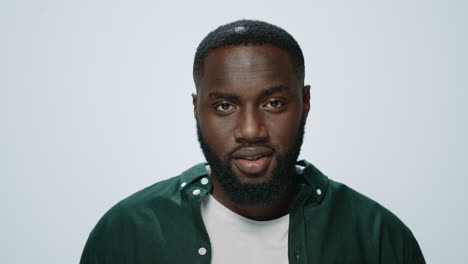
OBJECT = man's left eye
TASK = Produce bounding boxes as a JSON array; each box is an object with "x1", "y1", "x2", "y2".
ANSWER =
[{"x1": 265, "y1": 99, "x2": 284, "y2": 109}]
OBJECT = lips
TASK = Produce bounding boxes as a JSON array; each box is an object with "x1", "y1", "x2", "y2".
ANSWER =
[{"x1": 232, "y1": 147, "x2": 274, "y2": 176}]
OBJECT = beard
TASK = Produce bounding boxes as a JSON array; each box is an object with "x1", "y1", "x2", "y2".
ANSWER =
[{"x1": 196, "y1": 114, "x2": 306, "y2": 207}]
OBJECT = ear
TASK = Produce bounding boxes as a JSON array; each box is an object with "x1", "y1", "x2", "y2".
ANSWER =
[
  {"x1": 192, "y1": 93, "x2": 198, "y2": 118},
  {"x1": 302, "y1": 85, "x2": 311, "y2": 117}
]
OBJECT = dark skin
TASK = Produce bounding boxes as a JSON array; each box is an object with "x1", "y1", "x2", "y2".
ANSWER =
[{"x1": 193, "y1": 44, "x2": 310, "y2": 220}]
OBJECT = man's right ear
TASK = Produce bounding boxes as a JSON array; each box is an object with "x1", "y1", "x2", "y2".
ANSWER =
[{"x1": 192, "y1": 93, "x2": 198, "y2": 118}]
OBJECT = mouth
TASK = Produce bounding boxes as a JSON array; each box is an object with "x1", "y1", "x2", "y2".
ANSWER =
[{"x1": 231, "y1": 147, "x2": 274, "y2": 176}]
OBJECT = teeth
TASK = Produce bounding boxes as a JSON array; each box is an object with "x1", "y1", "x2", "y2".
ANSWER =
[{"x1": 244, "y1": 155, "x2": 262, "y2": 160}]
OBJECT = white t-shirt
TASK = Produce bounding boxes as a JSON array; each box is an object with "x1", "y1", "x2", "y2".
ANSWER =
[{"x1": 200, "y1": 193, "x2": 290, "y2": 264}]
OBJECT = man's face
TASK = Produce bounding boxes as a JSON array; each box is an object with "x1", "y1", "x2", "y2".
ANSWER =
[{"x1": 194, "y1": 44, "x2": 310, "y2": 206}]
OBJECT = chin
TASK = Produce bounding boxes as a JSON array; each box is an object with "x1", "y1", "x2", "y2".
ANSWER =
[{"x1": 231, "y1": 158, "x2": 277, "y2": 184}]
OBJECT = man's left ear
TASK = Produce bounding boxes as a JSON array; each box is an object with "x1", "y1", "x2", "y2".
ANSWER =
[
  {"x1": 192, "y1": 93, "x2": 198, "y2": 119},
  {"x1": 302, "y1": 85, "x2": 311, "y2": 117}
]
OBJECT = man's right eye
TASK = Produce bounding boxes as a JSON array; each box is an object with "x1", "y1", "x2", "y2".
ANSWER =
[{"x1": 215, "y1": 103, "x2": 234, "y2": 112}]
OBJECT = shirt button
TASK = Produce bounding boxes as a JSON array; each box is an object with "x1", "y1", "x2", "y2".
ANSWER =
[
  {"x1": 180, "y1": 182, "x2": 187, "y2": 188},
  {"x1": 201, "y1": 177, "x2": 209, "y2": 185},
  {"x1": 193, "y1": 189, "x2": 201, "y2": 195},
  {"x1": 198, "y1": 247, "x2": 207, "y2": 255},
  {"x1": 295, "y1": 250, "x2": 301, "y2": 260},
  {"x1": 316, "y1": 188, "x2": 322, "y2": 195}
]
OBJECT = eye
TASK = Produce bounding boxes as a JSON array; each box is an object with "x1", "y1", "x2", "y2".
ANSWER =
[
  {"x1": 215, "y1": 103, "x2": 234, "y2": 112},
  {"x1": 264, "y1": 99, "x2": 285, "y2": 110}
]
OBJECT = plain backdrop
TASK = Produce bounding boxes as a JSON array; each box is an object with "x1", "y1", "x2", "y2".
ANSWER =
[{"x1": 1, "y1": 0, "x2": 467, "y2": 263}]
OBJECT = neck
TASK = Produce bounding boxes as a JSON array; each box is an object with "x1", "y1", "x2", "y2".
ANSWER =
[{"x1": 209, "y1": 172, "x2": 298, "y2": 221}]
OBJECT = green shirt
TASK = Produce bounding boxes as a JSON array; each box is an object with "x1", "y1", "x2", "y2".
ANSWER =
[{"x1": 80, "y1": 160, "x2": 425, "y2": 263}]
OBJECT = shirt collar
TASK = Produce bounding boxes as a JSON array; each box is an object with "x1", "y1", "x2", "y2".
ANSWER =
[
  {"x1": 179, "y1": 159, "x2": 328, "y2": 204},
  {"x1": 296, "y1": 160, "x2": 328, "y2": 204}
]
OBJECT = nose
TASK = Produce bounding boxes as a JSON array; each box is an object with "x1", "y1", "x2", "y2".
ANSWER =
[{"x1": 234, "y1": 108, "x2": 268, "y2": 144}]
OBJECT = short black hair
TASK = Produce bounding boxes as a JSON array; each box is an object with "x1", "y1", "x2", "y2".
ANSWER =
[{"x1": 193, "y1": 19, "x2": 305, "y2": 86}]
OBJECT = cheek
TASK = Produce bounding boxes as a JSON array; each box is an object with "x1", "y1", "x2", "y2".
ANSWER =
[
  {"x1": 264, "y1": 112, "x2": 302, "y2": 151},
  {"x1": 198, "y1": 114, "x2": 237, "y2": 156}
]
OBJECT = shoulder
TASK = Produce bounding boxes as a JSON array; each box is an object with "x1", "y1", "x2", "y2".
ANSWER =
[
  {"x1": 80, "y1": 163, "x2": 208, "y2": 263},
  {"x1": 299, "y1": 161, "x2": 403, "y2": 229},
  {"x1": 326, "y1": 179, "x2": 407, "y2": 231},
  {"x1": 324, "y1": 179, "x2": 425, "y2": 263},
  {"x1": 80, "y1": 175, "x2": 183, "y2": 261},
  {"x1": 299, "y1": 159, "x2": 424, "y2": 262},
  {"x1": 119, "y1": 174, "x2": 184, "y2": 213},
  {"x1": 98, "y1": 162, "x2": 208, "y2": 221}
]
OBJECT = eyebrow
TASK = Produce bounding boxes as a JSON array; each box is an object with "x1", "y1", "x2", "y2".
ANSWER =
[
  {"x1": 260, "y1": 85, "x2": 287, "y2": 98},
  {"x1": 208, "y1": 92, "x2": 240, "y2": 101},
  {"x1": 208, "y1": 85, "x2": 288, "y2": 101}
]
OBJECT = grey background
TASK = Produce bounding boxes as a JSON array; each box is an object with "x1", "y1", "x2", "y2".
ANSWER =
[{"x1": 1, "y1": 0, "x2": 467, "y2": 263}]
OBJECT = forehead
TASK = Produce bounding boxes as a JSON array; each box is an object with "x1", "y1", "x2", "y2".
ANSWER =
[{"x1": 198, "y1": 44, "x2": 298, "y2": 95}]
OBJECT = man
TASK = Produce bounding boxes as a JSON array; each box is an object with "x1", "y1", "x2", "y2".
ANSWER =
[{"x1": 80, "y1": 20, "x2": 425, "y2": 263}]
